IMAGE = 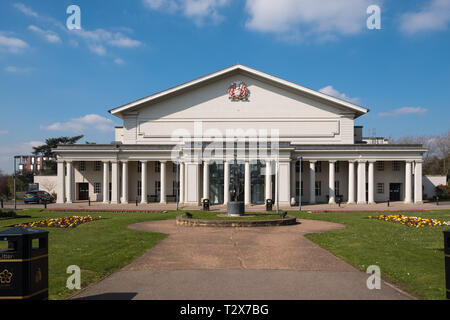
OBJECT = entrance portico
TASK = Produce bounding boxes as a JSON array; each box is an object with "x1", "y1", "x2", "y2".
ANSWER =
[{"x1": 55, "y1": 144, "x2": 425, "y2": 206}]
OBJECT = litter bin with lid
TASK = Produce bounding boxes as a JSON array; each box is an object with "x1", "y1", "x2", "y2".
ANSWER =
[{"x1": 0, "y1": 226, "x2": 48, "y2": 300}]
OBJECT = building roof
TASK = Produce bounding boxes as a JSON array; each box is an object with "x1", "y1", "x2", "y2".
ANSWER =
[
  {"x1": 108, "y1": 64, "x2": 369, "y2": 119},
  {"x1": 54, "y1": 143, "x2": 426, "y2": 152}
]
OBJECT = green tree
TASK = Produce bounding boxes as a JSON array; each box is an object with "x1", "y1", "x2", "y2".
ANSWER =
[
  {"x1": 0, "y1": 169, "x2": 11, "y2": 199},
  {"x1": 7, "y1": 170, "x2": 34, "y2": 195},
  {"x1": 32, "y1": 135, "x2": 84, "y2": 174},
  {"x1": 32, "y1": 135, "x2": 84, "y2": 157}
]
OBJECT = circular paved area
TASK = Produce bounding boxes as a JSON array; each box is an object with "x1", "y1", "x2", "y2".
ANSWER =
[{"x1": 73, "y1": 219, "x2": 412, "y2": 300}]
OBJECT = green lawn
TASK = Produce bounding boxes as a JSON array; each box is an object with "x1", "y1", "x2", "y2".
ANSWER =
[
  {"x1": 290, "y1": 210, "x2": 450, "y2": 300},
  {"x1": 0, "y1": 209, "x2": 177, "y2": 300}
]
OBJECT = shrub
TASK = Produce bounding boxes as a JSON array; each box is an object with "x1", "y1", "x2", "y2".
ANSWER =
[{"x1": 0, "y1": 210, "x2": 17, "y2": 218}]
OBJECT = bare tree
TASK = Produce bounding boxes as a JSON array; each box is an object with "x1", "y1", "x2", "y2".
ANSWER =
[
  {"x1": 435, "y1": 130, "x2": 450, "y2": 176},
  {"x1": 393, "y1": 130, "x2": 449, "y2": 176}
]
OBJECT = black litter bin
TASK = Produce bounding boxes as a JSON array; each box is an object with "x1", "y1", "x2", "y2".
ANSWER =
[
  {"x1": 266, "y1": 199, "x2": 273, "y2": 212},
  {"x1": 202, "y1": 199, "x2": 210, "y2": 211},
  {"x1": 444, "y1": 229, "x2": 450, "y2": 299},
  {"x1": 0, "y1": 226, "x2": 49, "y2": 300}
]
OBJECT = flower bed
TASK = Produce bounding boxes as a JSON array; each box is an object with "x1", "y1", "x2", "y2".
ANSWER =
[
  {"x1": 369, "y1": 214, "x2": 449, "y2": 228},
  {"x1": 15, "y1": 216, "x2": 101, "y2": 229}
]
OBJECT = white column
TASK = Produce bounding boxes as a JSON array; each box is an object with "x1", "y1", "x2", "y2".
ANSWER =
[
  {"x1": 141, "y1": 161, "x2": 148, "y2": 204},
  {"x1": 245, "y1": 161, "x2": 251, "y2": 205},
  {"x1": 160, "y1": 161, "x2": 167, "y2": 204},
  {"x1": 121, "y1": 161, "x2": 128, "y2": 204},
  {"x1": 179, "y1": 162, "x2": 185, "y2": 203},
  {"x1": 103, "y1": 161, "x2": 109, "y2": 203},
  {"x1": 357, "y1": 160, "x2": 367, "y2": 204},
  {"x1": 279, "y1": 161, "x2": 290, "y2": 204},
  {"x1": 224, "y1": 160, "x2": 230, "y2": 204},
  {"x1": 290, "y1": 160, "x2": 296, "y2": 201},
  {"x1": 57, "y1": 161, "x2": 65, "y2": 203},
  {"x1": 298, "y1": 158, "x2": 302, "y2": 205},
  {"x1": 368, "y1": 161, "x2": 375, "y2": 204},
  {"x1": 414, "y1": 160, "x2": 423, "y2": 204},
  {"x1": 404, "y1": 161, "x2": 413, "y2": 204},
  {"x1": 203, "y1": 161, "x2": 210, "y2": 200},
  {"x1": 111, "y1": 161, "x2": 119, "y2": 204},
  {"x1": 309, "y1": 161, "x2": 316, "y2": 204},
  {"x1": 328, "y1": 161, "x2": 336, "y2": 204},
  {"x1": 66, "y1": 161, "x2": 73, "y2": 203},
  {"x1": 265, "y1": 160, "x2": 272, "y2": 201},
  {"x1": 348, "y1": 161, "x2": 356, "y2": 204}
]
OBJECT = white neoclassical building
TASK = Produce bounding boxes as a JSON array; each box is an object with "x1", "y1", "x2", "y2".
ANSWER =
[{"x1": 54, "y1": 65, "x2": 426, "y2": 206}]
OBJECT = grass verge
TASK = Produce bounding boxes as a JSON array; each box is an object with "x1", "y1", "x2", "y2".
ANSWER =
[
  {"x1": 0, "y1": 209, "x2": 177, "y2": 300},
  {"x1": 291, "y1": 210, "x2": 450, "y2": 300}
]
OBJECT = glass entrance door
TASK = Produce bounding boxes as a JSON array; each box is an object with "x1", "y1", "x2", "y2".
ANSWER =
[
  {"x1": 251, "y1": 161, "x2": 265, "y2": 204},
  {"x1": 209, "y1": 162, "x2": 224, "y2": 205}
]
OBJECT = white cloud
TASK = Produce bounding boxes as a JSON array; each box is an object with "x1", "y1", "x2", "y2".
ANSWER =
[
  {"x1": 142, "y1": 0, "x2": 230, "y2": 24},
  {"x1": 114, "y1": 58, "x2": 125, "y2": 65},
  {"x1": 0, "y1": 33, "x2": 28, "y2": 53},
  {"x1": 89, "y1": 44, "x2": 107, "y2": 56},
  {"x1": 41, "y1": 114, "x2": 116, "y2": 133},
  {"x1": 319, "y1": 85, "x2": 360, "y2": 104},
  {"x1": 378, "y1": 107, "x2": 428, "y2": 117},
  {"x1": 245, "y1": 0, "x2": 375, "y2": 41},
  {"x1": 400, "y1": 0, "x2": 450, "y2": 34},
  {"x1": 14, "y1": 2, "x2": 142, "y2": 57},
  {"x1": 28, "y1": 25, "x2": 61, "y2": 43},
  {"x1": 69, "y1": 28, "x2": 142, "y2": 57},
  {"x1": 72, "y1": 29, "x2": 142, "y2": 48},
  {"x1": 5, "y1": 66, "x2": 34, "y2": 74},
  {"x1": 13, "y1": 3, "x2": 38, "y2": 17}
]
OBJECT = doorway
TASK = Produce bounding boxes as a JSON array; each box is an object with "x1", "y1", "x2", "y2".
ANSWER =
[
  {"x1": 78, "y1": 183, "x2": 89, "y2": 201},
  {"x1": 389, "y1": 183, "x2": 401, "y2": 201},
  {"x1": 209, "y1": 162, "x2": 224, "y2": 205},
  {"x1": 251, "y1": 161, "x2": 265, "y2": 204}
]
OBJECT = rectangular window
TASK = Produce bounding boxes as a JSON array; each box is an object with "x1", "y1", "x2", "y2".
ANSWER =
[
  {"x1": 295, "y1": 181, "x2": 304, "y2": 197},
  {"x1": 315, "y1": 181, "x2": 322, "y2": 196},
  {"x1": 94, "y1": 182, "x2": 101, "y2": 194},
  {"x1": 138, "y1": 161, "x2": 142, "y2": 173},
  {"x1": 94, "y1": 161, "x2": 101, "y2": 171},
  {"x1": 137, "y1": 181, "x2": 142, "y2": 197},
  {"x1": 316, "y1": 161, "x2": 322, "y2": 173},
  {"x1": 155, "y1": 162, "x2": 161, "y2": 173},
  {"x1": 173, "y1": 181, "x2": 179, "y2": 195},
  {"x1": 392, "y1": 161, "x2": 400, "y2": 171},
  {"x1": 335, "y1": 162, "x2": 340, "y2": 173},
  {"x1": 155, "y1": 181, "x2": 161, "y2": 195},
  {"x1": 79, "y1": 161, "x2": 86, "y2": 172},
  {"x1": 335, "y1": 181, "x2": 340, "y2": 196},
  {"x1": 377, "y1": 183, "x2": 384, "y2": 194},
  {"x1": 377, "y1": 161, "x2": 384, "y2": 171}
]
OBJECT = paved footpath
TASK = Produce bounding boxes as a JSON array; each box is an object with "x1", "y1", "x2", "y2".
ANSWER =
[{"x1": 72, "y1": 219, "x2": 412, "y2": 300}]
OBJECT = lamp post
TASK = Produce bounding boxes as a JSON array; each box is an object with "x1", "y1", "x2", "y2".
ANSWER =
[
  {"x1": 176, "y1": 155, "x2": 179, "y2": 211},
  {"x1": 13, "y1": 156, "x2": 17, "y2": 210},
  {"x1": 275, "y1": 159, "x2": 279, "y2": 214},
  {"x1": 298, "y1": 156, "x2": 302, "y2": 212}
]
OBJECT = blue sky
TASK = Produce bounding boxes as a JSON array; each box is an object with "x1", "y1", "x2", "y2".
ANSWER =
[{"x1": 0, "y1": 0, "x2": 449, "y2": 173}]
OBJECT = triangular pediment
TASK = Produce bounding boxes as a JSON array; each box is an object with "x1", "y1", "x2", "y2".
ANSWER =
[{"x1": 109, "y1": 65, "x2": 368, "y2": 119}]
